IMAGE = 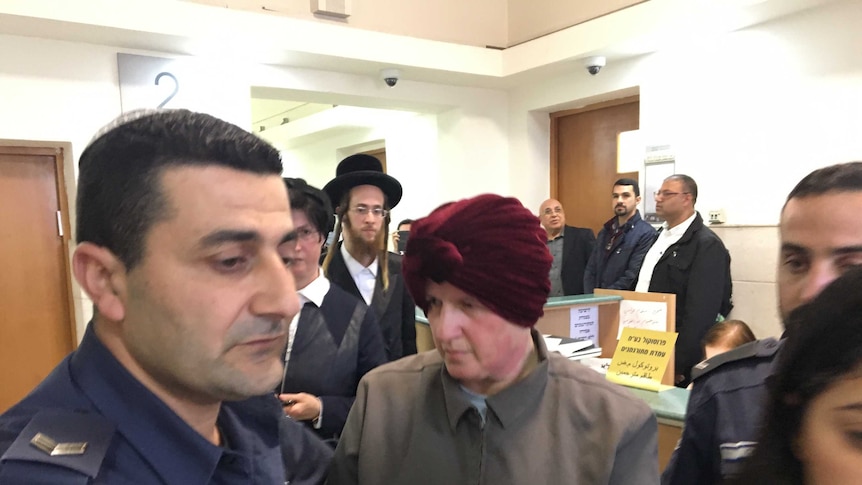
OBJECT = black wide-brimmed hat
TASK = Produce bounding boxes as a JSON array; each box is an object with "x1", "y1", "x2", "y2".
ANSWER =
[{"x1": 322, "y1": 154, "x2": 402, "y2": 209}]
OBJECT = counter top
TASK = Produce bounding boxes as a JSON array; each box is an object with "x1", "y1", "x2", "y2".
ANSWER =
[
  {"x1": 627, "y1": 387, "x2": 689, "y2": 422},
  {"x1": 544, "y1": 294, "x2": 622, "y2": 308}
]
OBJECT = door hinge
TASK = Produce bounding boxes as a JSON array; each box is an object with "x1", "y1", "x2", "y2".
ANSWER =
[{"x1": 56, "y1": 211, "x2": 64, "y2": 237}]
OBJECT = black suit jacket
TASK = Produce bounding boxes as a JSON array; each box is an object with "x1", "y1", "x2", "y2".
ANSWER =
[
  {"x1": 326, "y1": 243, "x2": 417, "y2": 361},
  {"x1": 280, "y1": 283, "x2": 386, "y2": 442},
  {"x1": 643, "y1": 212, "x2": 733, "y2": 387},
  {"x1": 561, "y1": 225, "x2": 597, "y2": 295}
]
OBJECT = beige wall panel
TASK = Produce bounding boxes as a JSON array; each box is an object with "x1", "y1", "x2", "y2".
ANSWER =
[
  {"x1": 729, "y1": 281, "x2": 781, "y2": 340},
  {"x1": 711, "y1": 225, "x2": 779, "y2": 283},
  {"x1": 710, "y1": 225, "x2": 782, "y2": 339},
  {"x1": 186, "y1": 0, "x2": 507, "y2": 47},
  {"x1": 507, "y1": 0, "x2": 643, "y2": 46}
]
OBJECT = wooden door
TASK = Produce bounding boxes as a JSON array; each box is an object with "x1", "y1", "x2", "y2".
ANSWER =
[
  {"x1": 360, "y1": 147, "x2": 387, "y2": 173},
  {"x1": 551, "y1": 97, "x2": 640, "y2": 234},
  {"x1": 0, "y1": 146, "x2": 75, "y2": 412}
]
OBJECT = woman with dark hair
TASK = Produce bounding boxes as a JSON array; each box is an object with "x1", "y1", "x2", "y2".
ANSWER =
[
  {"x1": 277, "y1": 178, "x2": 387, "y2": 446},
  {"x1": 730, "y1": 268, "x2": 862, "y2": 484}
]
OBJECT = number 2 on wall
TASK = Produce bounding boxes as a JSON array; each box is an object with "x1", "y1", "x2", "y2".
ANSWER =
[{"x1": 154, "y1": 72, "x2": 179, "y2": 108}]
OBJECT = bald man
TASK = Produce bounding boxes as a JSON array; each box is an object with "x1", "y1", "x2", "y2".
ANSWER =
[{"x1": 538, "y1": 199, "x2": 596, "y2": 296}]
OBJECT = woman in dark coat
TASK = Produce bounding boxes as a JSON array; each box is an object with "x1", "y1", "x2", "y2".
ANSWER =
[{"x1": 277, "y1": 178, "x2": 386, "y2": 445}]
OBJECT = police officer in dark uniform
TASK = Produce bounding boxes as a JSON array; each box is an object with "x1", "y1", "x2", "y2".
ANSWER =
[
  {"x1": 0, "y1": 110, "x2": 332, "y2": 484},
  {"x1": 662, "y1": 161, "x2": 862, "y2": 484}
]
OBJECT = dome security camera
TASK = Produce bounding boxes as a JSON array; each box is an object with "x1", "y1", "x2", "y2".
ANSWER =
[
  {"x1": 583, "y1": 56, "x2": 607, "y2": 76},
  {"x1": 380, "y1": 68, "x2": 401, "y2": 87}
]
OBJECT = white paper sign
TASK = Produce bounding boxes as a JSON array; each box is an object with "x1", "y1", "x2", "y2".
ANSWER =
[
  {"x1": 617, "y1": 300, "x2": 668, "y2": 339},
  {"x1": 569, "y1": 305, "x2": 598, "y2": 345}
]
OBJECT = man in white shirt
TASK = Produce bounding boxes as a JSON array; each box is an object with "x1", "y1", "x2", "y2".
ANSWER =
[
  {"x1": 635, "y1": 174, "x2": 732, "y2": 387},
  {"x1": 322, "y1": 154, "x2": 417, "y2": 361}
]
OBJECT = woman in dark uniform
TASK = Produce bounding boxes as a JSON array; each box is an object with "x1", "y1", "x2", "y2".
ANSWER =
[{"x1": 277, "y1": 178, "x2": 386, "y2": 446}]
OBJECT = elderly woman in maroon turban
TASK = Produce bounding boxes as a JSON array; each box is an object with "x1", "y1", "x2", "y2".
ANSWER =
[{"x1": 327, "y1": 194, "x2": 660, "y2": 485}]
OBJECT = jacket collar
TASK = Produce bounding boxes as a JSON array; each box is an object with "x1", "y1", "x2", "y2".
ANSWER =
[
  {"x1": 602, "y1": 209, "x2": 645, "y2": 232},
  {"x1": 440, "y1": 329, "x2": 549, "y2": 431},
  {"x1": 668, "y1": 211, "x2": 703, "y2": 245},
  {"x1": 71, "y1": 323, "x2": 284, "y2": 484}
]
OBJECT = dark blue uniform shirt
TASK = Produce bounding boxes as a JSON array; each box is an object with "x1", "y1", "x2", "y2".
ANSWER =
[
  {"x1": 0, "y1": 323, "x2": 332, "y2": 484},
  {"x1": 661, "y1": 338, "x2": 782, "y2": 485}
]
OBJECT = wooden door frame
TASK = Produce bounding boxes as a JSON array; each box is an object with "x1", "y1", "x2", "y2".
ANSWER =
[
  {"x1": 549, "y1": 95, "x2": 640, "y2": 199},
  {"x1": 0, "y1": 141, "x2": 78, "y2": 347}
]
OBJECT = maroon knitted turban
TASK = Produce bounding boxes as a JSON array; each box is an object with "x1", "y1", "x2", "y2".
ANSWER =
[{"x1": 403, "y1": 194, "x2": 552, "y2": 327}]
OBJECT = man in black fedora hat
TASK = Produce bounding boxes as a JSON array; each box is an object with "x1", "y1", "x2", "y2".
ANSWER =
[{"x1": 322, "y1": 154, "x2": 416, "y2": 361}]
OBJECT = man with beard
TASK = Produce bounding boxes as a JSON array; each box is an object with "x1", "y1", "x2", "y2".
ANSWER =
[
  {"x1": 662, "y1": 162, "x2": 862, "y2": 484},
  {"x1": 0, "y1": 110, "x2": 332, "y2": 484},
  {"x1": 538, "y1": 199, "x2": 596, "y2": 296},
  {"x1": 322, "y1": 154, "x2": 416, "y2": 361},
  {"x1": 584, "y1": 178, "x2": 657, "y2": 293},
  {"x1": 634, "y1": 174, "x2": 732, "y2": 387}
]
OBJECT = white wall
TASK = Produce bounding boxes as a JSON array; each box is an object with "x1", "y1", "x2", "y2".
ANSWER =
[
  {"x1": 278, "y1": 127, "x2": 383, "y2": 186},
  {"x1": 511, "y1": 0, "x2": 862, "y2": 224},
  {"x1": 507, "y1": 0, "x2": 862, "y2": 338},
  {"x1": 274, "y1": 110, "x2": 442, "y2": 225},
  {"x1": 249, "y1": 62, "x2": 511, "y2": 217}
]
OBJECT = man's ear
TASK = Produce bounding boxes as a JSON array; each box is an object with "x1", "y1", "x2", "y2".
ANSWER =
[{"x1": 72, "y1": 243, "x2": 128, "y2": 322}]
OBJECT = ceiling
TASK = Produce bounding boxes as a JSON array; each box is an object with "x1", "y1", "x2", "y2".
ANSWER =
[{"x1": 0, "y1": 0, "x2": 841, "y2": 148}]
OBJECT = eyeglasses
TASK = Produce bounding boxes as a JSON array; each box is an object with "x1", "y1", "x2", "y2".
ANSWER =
[
  {"x1": 293, "y1": 226, "x2": 322, "y2": 243},
  {"x1": 350, "y1": 206, "x2": 389, "y2": 219},
  {"x1": 653, "y1": 191, "x2": 690, "y2": 199}
]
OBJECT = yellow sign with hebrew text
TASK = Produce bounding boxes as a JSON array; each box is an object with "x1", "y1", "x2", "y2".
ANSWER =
[{"x1": 606, "y1": 327, "x2": 677, "y2": 392}]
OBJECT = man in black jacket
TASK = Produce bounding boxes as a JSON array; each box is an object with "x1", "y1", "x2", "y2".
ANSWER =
[
  {"x1": 322, "y1": 154, "x2": 416, "y2": 361},
  {"x1": 584, "y1": 178, "x2": 657, "y2": 293},
  {"x1": 634, "y1": 174, "x2": 732, "y2": 387},
  {"x1": 538, "y1": 198, "x2": 596, "y2": 296}
]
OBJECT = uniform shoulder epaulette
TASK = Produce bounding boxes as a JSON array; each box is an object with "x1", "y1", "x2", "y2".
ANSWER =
[
  {"x1": 691, "y1": 337, "x2": 782, "y2": 381},
  {"x1": 0, "y1": 410, "x2": 116, "y2": 483}
]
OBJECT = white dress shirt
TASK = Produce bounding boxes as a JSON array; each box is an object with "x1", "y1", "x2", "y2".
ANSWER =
[
  {"x1": 340, "y1": 243, "x2": 378, "y2": 306},
  {"x1": 635, "y1": 212, "x2": 697, "y2": 292}
]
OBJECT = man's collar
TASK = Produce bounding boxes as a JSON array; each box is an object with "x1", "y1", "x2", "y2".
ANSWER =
[
  {"x1": 298, "y1": 270, "x2": 330, "y2": 308},
  {"x1": 340, "y1": 242, "x2": 378, "y2": 278},
  {"x1": 440, "y1": 329, "x2": 548, "y2": 431},
  {"x1": 545, "y1": 228, "x2": 564, "y2": 241},
  {"x1": 662, "y1": 211, "x2": 697, "y2": 236}
]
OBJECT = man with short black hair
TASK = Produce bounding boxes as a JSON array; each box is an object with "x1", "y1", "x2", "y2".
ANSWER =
[
  {"x1": 635, "y1": 174, "x2": 733, "y2": 387},
  {"x1": 584, "y1": 178, "x2": 656, "y2": 293},
  {"x1": 662, "y1": 161, "x2": 862, "y2": 484},
  {"x1": 0, "y1": 110, "x2": 332, "y2": 484}
]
